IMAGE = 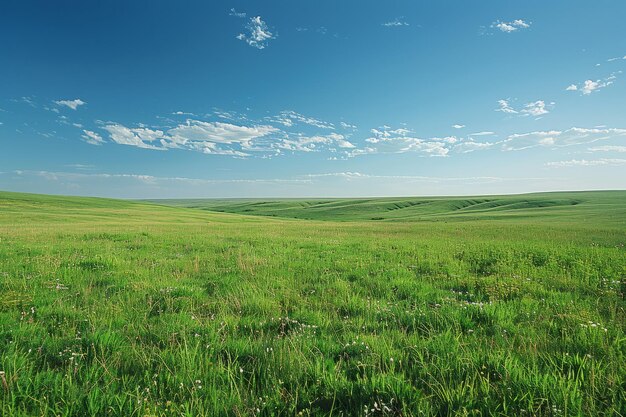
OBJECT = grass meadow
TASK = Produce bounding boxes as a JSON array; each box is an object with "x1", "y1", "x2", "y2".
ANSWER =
[{"x1": 0, "y1": 190, "x2": 625, "y2": 416}]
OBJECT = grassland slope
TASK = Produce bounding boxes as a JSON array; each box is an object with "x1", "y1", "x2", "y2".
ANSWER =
[
  {"x1": 0, "y1": 191, "x2": 624, "y2": 416},
  {"x1": 147, "y1": 190, "x2": 626, "y2": 226}
]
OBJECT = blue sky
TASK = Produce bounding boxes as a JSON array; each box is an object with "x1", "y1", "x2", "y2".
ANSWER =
[{"x1": 1, "y1": 0, "x2": 625, "y2": 198}]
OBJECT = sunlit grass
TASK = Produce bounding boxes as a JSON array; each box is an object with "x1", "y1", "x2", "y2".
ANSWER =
[{"x1": 0, "y1": 191, "x2": 624, "y2": 416}]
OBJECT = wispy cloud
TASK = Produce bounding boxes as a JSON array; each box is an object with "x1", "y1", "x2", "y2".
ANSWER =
[
  {"x1": 521, "y1": 100, "x2": 550, "y2": 117},
  {"x1": 65, "y1": 164, "x2": 95, "y2": 170},
  {"x1": 7, "y1": 169, "x2": 550, "y2": 190},
  {"x1": 492, "y1": 19, "x2": 531, "y2": 33},
  {"x1": 12, "y1": 96, "x2": 36, "y2": 107},
  {"x1": 295, "y1": 26, "x2": 331, "y2": 36},
  {"x1": 382, "y1": 18, "x2": 409, "y2": 27},
  {"x1": 546, "y1": 158, "x2": 626, "y2": 167},
  {"x1": 278, "y1": 133, "x2": 355, "y2": 153},
  {"x1": 103, "y1": 124, "x2": 166, "y2": 150},
  {"x1": 8, "y1": 169, "x2": 316, "y2": 187},
  {"x1": 237, "y1": 16, "x2": 275, "y2": 49},
  {"x1": 502, "y1": 127, "x2": 626, "y2": 151},
  {"x1": 340, "y1": 121, "x2": 357, "y2": 130},
  {"x1": 267, "y1": 111, "x2": 335, "y2": 129},
  {"x1": 453, "y1": 140, "x2": 496, "y2": 154},
  {"x1": 55, "y1": 99, "x2": 86, "y2": 110},
  {"x1": 496, "y1": 99, "x2": 518, "y2": 114},
  {"x1": 566, "y1": 74, "x2": 618, "y2": 95},
  {"x1": 11, "y1": 93, "x2": 626, "y2": 163},
  {"x1": 81, "y1": 130, "x2": 104, "y2": 145},
  {"x1": 167, "y1": 120, "x2": 278, "y2": 156},
  {"x1": 496, "y1": 99, "x2": 553, "y2": 117},
  {"x1": 302, "y1": 172, "x2": 547, "y2": 184},
  {"x1": 98, "y1": 117, "x2": 355, "y2": 157},
  {"x1": 229, "y1": 8, "x2": 246, "y2": 18},
  {"x1": 354, "y1": 127, "x2": 451, "y2": 157},
  {"x1": 588, "y1": 145, "x2": 626, "y2": 153}
]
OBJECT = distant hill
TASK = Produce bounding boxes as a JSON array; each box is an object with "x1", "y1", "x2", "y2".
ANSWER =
[
  {"x1": 2, "y1": 190, "x2": 624, "y2": 228},
  {"x1": 146, "y1": 190, "x2": 626, "y2": 226},
  {"x1": 0, "y1": 190, "x2": 252, "y2": 226}
]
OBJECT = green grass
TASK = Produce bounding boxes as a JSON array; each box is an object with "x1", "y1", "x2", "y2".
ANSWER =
[
  {"x1": 145, "y1": 190, "x2": 626, "y2": 225},
  {"x1": 1, "y1": 190, "x2": 625, "y2": 416}
]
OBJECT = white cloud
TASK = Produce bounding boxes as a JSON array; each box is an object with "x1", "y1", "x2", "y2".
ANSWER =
[
  {"x1": 521, "y1": 100, "x2": 550, "y2": 117},
  {"x1": 452, "y1": 124, "x2": 465, "y2": 129},
  {"x1": 99, "y1": 118, "x2": 357, "y2": 157},
  {"x1": 502, "y1": 127, "x2": 626, "y2": 151},
  {"x1": 333, "y1": 136, "x2": 356, "y2": 148},
  {"x1": 237, "y1": 16, "x2": 275, "y2": 49},
  {"x1": 269, "y1": 111, "x2": 335, "y2": 129},
  {"x1": 497, "y1": 99, "x2": 552, "y2": 117},
  {"x1": 588, "y1": 145, "x2": 626, "y2": 153},
  {"x1": 347, "y1": 127, "x2": 500, "y2": 158},
  {"x1": 607, "y1": 55, "x2": 626, "y2": 62},
  {"x1": 229, "y1": 8, "x2": 246, "y2": 18},
  {"x1": 302, "y1": 172, "x2": 546, "y2": 184},
  {"x1": 185, "y1": 142, "x2": 250, "y2": 157},
  {"x1": 495, "y1": 23, "x2": 516, "y2": 33},
  {"x1": 271, "y1": 116, "x2": 293, "y2": 127},
  {"x1": 214, "y1": 111, "x2": 235, "y2": 120},
  {"x1": 340, "y1": 121, "x2": 358, "y2": 130},
  {"x1": 81, "y1": 130, "x2": 104, "y2": 146},
  {"x1": 278, "y1": 132, "x2": 354, "y2": 152},
  {"x1": 397, "y1": 140, "x2": 449, "y2": 156},
  {"x1": 430, "y1": 136, "x2": 458, "y2": 144},
  {"x1": 582, "y1": 80, "x2": 602, "y2": 94},
  {"x1": 102, "y1": 124, "x2": 165, "y2": 150},
  {"x1": 9, "y1": 170, "x2": 313, "y2": 186},
  {"x1": 496, "y1": 99, "x2": 518, "y2": 114},
  {"x1": 168, "y1": 120, "x2": 277, "y2": 146},
  {"x1": 354, "y1": 127, "x2": 450, "y2": 157},
  {"x1": 453, "y1": 140, "x2": 496, "y2": 153},
  {"x1": 492, "y1": 19, "x2": 531, "y2": 33},
  {"x1": 66, "y1": 164, "x2": 95, "y2": 170},
  {"x1": 546, "y1": 158, "x2": 626, "y2": 167},
  {"x1": 15, "y1": 96, "x2": 36, "y2": 107},
  {"x1": 382, "y1": 18, "x2": 409, "y2": 27},
  {"x1": 470, "y1": 131, "x2": 495, "y2": 136},
  {"x1": 55, "y1": 99, "x2": 86, "y2": 110},
  {"x1": 567, "y1": 74, "x2": 618, "y2": 95}
]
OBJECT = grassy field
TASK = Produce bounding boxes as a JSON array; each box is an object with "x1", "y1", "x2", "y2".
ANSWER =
[
  {"x1": 1, "y1": 190, "x2": 625, "y2": 416},
  {"x1": 145, "y1": 191, "x2": 626, "y2": 224}
]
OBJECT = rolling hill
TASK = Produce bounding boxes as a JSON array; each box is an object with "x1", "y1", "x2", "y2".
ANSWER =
[{"x1": 146, "y1": 190, "x2": 626, "y2": 225}]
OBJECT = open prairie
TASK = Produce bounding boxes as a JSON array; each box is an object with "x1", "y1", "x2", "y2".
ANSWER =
[
  {"x1": 1, "y1": 190, "x2": 625, "y2": 416},
  {"x1": 4, "y1": 1, "x2": 626, "y2": 416}
]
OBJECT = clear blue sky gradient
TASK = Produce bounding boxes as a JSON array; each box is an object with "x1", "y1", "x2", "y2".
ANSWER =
[{"x1": 1, "y1": 0, "x2": 625, "y2": 198}]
